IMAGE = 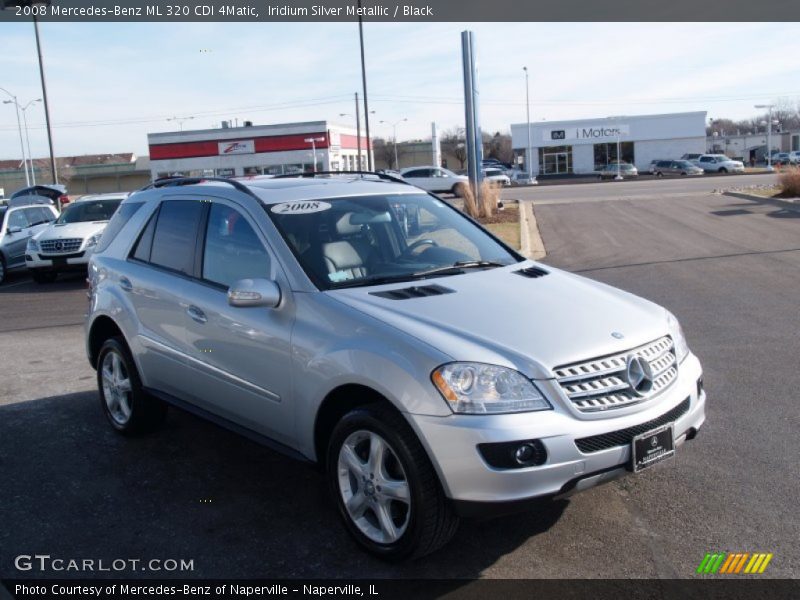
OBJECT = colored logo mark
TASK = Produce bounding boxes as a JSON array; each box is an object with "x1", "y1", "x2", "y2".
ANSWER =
[{"x1": 696, "y1": 552, "x2": 773, "y2": 574}]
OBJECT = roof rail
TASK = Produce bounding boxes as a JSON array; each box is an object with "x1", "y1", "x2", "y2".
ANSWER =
[
  {"x1": 272, "y1": 170, "x2": 410, "y2": 185},
  {"x1": 139, "y1": 176, "x2": 260, "y2": 199}
]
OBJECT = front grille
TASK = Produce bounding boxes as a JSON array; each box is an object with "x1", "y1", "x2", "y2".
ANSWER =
[
  {"x1": 575, "y1": 397, "x2": 691, "y2": 453},
  {"x1": 554, "y1": 336, "x2": 678, "y2": 413},
  {"x1": 39, "y1": 238, "x2": 83, "y2": 254}
]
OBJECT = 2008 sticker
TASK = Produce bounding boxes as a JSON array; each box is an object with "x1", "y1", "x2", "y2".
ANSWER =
[{"x1": 271, "y1": 201, "x2": 332, "y2": 214}]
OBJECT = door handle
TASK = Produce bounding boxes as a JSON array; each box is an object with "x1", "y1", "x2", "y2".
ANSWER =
[
  {"x1": 119, "y1": 277, "x2": 133, "y2": 292},
  {"x1": 186, "y1": 305, "x2": 207, "y2": 324}
]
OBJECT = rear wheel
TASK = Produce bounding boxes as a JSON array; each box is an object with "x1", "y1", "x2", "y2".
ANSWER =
[
  {"x1": 451, "y1": 183, "x2": 466, "y2": 197},
  {"x1": 97, "y1": 337, "x2": 167, "y2": 435},
  {"x1": 718, "y1": 167, "x2": 727, "y2": 174},
  {"x1": 32, "y1": 271, "x2": 58, "y2": 284},
  {"x1": 327, "y1": 404, "x2": 459, "y2": 560}
]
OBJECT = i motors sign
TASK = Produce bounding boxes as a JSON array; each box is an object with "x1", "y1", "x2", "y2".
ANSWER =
[
  {"x1": 544, "y1": 125, "x2": 630, "y2": 142},
  {"x1": 218, "y1": 140, "x2": 255, "y2": 155}
]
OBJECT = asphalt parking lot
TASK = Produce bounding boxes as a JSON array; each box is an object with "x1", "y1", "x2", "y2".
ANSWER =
[{"x1": 0, "y1": 183, "x2": 798, "y2": 579}]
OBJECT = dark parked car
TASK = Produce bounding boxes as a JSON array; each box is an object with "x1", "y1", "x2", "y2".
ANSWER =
[
  {"x1": 653, "y1": 160, "x2": 704, "y2": 177},
  {"x1": 597, "y1": 163, "x2": 639, "y2": 180}
]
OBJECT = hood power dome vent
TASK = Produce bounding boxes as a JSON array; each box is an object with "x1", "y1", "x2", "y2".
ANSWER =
[
  {"x1": 370, "y1": 284, "x2": 455, "y2": 300},
  {"x1": 515, "y1": 266, "x2": 549, "y2": 278}
]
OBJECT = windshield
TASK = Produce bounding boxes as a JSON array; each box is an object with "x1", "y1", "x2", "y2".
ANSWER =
[
  {"x1": 55, "y1": 199, "x2": 121, "y2": 224},
  {"x1": 267, "y1": 193, "x2": 520, "y2": 289}
]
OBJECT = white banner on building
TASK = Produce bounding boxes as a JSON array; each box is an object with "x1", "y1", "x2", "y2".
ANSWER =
[
  {"x1": 543, "y1": 125, "x2": 629, "y2": 142},
  {"x1": 218, "y1": 140, "x2": 255, "y2": 155}
]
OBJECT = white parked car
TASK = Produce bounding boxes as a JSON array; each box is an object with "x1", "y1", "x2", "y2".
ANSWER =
[
  {"x1": 400, "y1": 166, "x2": 469, "y2": 196},
  {"x1": 510, "y1": 171, "x2": 538, "y2": 186},
  {"x1": 692, "y1": 154, "x2": 745, "y2": 174},
  {"x1": 482, "y1": 168, "x2": 511, "y2": 187},
  {"x1": 789, "y1": 151, "x2": 800, "y2": 165},
  {"x1": 26, "y1": 193, "x2": 127, "y2": 283}
]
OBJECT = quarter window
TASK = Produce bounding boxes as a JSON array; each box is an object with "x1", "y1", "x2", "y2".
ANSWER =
[
  {"x1": 149, "y1": 200, "x2": 205, "y2": 274},
  {"x1": 202, "y1": 204, "x2": 270, "y2": 288}
]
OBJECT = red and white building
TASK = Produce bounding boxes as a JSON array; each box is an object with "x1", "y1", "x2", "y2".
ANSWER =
[{"x1": 147, "y1": 120, "x2": 370, "y2": 179}]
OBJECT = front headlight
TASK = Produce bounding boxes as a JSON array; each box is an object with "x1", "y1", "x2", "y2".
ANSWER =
[
  {"x1": 85, "y1": 233, "x2": 102, "y2": 248},
  {"x1": 26, "y1": 237, "x2": 39, "y2": 253},
  {"x1": 432, "y1": 362, "x2": 552, "y2": 414},
  {"x1": 667, "y1": 311, "x2": 690, "y2": 363}
]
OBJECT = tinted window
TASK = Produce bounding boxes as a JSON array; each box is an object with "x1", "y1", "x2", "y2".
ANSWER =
[
  {"x1": 700, "y1": 156, "x2": 713, "y2": 163},
  {"x1": 149, "y1": 200, "x2": 204, "y2": 274},
  {"x1": 131, "y1": 210, "x2": 157, "y2": 262},
  {"x1": 202, "y1": 204, "x2": 270, "y2": 288},
  {"x1": 96, "y1": 201, "x2": 143, "y2": 254},
  {"x1": 657, "y1": 161, "x2": 671, "y2": 167},
  {"x1": 403, "y1": 169, "x2": 425, "y2": 178},
  {"x1": 55, "y1": 199, "x2": 121, "y2": 224}
]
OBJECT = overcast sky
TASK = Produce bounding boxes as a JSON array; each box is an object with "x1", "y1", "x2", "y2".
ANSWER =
[{"x1": 1, "y1": 21, "x2": 799, "y2": 160}]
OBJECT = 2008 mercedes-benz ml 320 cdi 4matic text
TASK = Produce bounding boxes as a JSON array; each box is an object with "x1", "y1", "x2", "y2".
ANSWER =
[{"x1": 85, "y1": 173, "x2": 705, "y2": 560}]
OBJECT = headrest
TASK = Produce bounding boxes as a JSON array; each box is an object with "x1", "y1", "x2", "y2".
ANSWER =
[{"x1": 335, "y1": 213, "x2": 363, "y2": 236}]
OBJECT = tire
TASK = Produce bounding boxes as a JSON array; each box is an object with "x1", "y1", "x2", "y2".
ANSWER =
[
  {"x1": 0, "y1": 255, "x2": 6, "y2": 285},
  {"x1": 451, "y1": 183, "x2": 466, "y2": 197},
  {"x1": 32, "y1": 271, "x2": 58, "y2": 284},
  {"x1": 718, "y1": 167, "x2": 727, "y2": 174},
  {"x1": 681, "y1": 172, "x2": 687, "y2": 176},
  {"x1": 656, "y1": 172, "x2": 663, "y2": 178},
  {"x1": 97, "y1": 337, "x2": 167, "y2": 435},
  {"x1": 327, "y1": 404, "x2": 459, "y2": 560}
]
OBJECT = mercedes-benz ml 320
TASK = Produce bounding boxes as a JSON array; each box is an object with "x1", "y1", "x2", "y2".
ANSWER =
[{"x1": 85, "y1": 173, "x2": 705, "y2": 559}]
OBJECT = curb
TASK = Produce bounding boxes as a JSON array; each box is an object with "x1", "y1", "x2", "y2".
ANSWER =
[
  {"x1": 518, "y1": 200, "x2": 546, "y2": 260},
  {"x1": 721, "y1": 191, "x2": 800, "y2": 212}
]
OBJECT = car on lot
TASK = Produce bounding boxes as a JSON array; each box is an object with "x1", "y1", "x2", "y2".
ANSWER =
[
  {"x1": 597, "y1": 163, "x2": 639, "y2": 179},
  {"x1": 510, "y1": 171, "x2": 538, "y2": 186},
  {"x1": 482, "y1": 168, "x2": 511, "y2": 187},
  {"x1": 771, "y1": 153, "x2": 792, "y2": 166},
  {"x1": 85, "y1": 173, "x2": 705, "y2": 560},
  {"x1": 692, "y1": 154, "x2": 745, "y2": 173},
  {"x1": 400, "y1": 166, "x2": 468, "y2": 196},
  {"x1": 789, "y1": 151, "x2": 800, "y2": 165},
  {"x1": 0, "y1": 196, "x2": 59, "y2": 284},
  {"x1": 653, "y1": 160, "x2": 705, "y2": 177},
  {"x1": 10, "y1": 184, "x2": 70, "y2": 209},
  {"x1": 26, "y1": 193, "x2": 127, "y2": 283}
]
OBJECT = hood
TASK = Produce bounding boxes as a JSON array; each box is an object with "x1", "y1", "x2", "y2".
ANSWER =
[
  {"x1": 34, "y1": 220, "x2": 108, "y2": 241},
  {"x1": 327, "y1": 263, "x2": 669, "y2": 379}
]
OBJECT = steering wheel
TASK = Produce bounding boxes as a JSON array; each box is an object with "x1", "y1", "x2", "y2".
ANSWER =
[{"x1": 400, "y1": 239, "x2": 438, "y2": 259}]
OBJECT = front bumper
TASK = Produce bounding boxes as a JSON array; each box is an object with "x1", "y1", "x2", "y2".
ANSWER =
[
  {"x1": 408, "y1": 353, "x2": 705, "y2": 512},
  {"x1": 26, "y1": 250, "x2": 90, "y2": 271}
]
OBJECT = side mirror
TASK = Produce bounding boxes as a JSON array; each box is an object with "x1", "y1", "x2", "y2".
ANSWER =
[
  {"x1": 7, "y1": 226, "x2": 22, "y2": 235},
  {"x1": 227, "y1": 278, "x2": 281, "y2": 308}
]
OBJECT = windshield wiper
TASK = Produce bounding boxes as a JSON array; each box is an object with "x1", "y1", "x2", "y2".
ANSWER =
[{"x1": 412, "y1": 260, "x2": 507, "y2": 278}]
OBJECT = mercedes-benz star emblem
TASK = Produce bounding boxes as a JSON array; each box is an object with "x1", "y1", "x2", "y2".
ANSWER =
[
  {"x1": 55, "y1": 241, "x2": 64, "y2": 251},
  {"x1": 626, "y1": 355, "x2": 654, "y2": 395}
]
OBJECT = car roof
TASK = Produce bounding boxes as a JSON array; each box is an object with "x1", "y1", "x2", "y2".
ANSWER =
[{"x1": 400, "y1": 166, "x2": 440, "y2": 172}]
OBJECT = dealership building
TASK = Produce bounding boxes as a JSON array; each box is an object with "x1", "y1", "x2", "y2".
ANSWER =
[
  {"x1": 510, "y1": 111, "x2": 707, "y2": 175},
  {"x1": 147, "y1": 120, "x2": 369, "y2": 179}
]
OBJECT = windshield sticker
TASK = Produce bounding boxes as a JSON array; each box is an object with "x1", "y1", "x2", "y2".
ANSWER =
[
  {"x1": 271, "y1": 201, "x2": 332, "y2": 215},
  {"x1": 328, "y1": 270, "x2": 355, "y2": 283}
]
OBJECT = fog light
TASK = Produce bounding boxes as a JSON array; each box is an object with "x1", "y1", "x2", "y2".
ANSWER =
[{"x1": 515, "y1": 444, "x2": 536, "y2": 464}]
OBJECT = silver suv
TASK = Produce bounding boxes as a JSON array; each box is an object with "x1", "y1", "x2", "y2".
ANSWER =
[{"x1": 85, "y1": 174, "x2": 706, "y2": 559}]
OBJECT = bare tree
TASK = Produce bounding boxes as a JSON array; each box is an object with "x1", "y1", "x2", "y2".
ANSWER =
[
  {"x1": 483, "y1": 131, "x2": 513, "y2": 164},
  {"x1": 441, "y1": 127, "x2": 467, "y2": 169}
]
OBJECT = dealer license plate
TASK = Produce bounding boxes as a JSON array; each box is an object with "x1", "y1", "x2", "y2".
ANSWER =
[{"x1": 632, "y1": 423, "x2": 675, "y2": 472}]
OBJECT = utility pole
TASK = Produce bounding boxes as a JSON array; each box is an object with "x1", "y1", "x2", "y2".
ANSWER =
[
  {"x1": 33, "y1": 14, "x2": 58, "y2": 184},
  {"x1": 523, "y1": 66, "x2": 533, "y2": 178},
  {"x1": 357, "y1": 0, "x2": 373, "y2": 170},
  {"x1": 355, "y1": 92, "x2": 362, "y2": 170},
  {"x1": 1, "y1": 88, "x2": 30, "y2": 186}
]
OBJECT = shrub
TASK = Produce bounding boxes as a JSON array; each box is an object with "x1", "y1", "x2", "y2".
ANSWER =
[
  {"x1": 461, "y1": 180, "x2": 502, "y2": 219},
  {"x1": 778, "y1": 167, "x2": 800, "y2": 197}
]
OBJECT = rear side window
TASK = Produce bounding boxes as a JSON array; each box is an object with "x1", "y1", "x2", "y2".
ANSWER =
[
  {"x1": 149, "y1": 200, "x2": 204, "y2": 274},
  {"x1": 94, "y1": 202, "x2": 144, "y2": 254}
]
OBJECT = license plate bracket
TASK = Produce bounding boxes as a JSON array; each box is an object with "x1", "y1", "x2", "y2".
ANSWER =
[{"x1": 632, "y1": 423, "x2": 675, "y2": 472}]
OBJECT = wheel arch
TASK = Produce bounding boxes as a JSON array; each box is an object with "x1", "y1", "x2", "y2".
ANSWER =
[{"x1": 87, "y1": 315, "x2": 126, "y2": 369}]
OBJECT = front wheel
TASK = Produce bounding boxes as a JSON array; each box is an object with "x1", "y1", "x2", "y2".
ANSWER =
[
  {"x1": 718, "y1": 167, "x2": 727, "y2": 173},
  {"x1": 0, "y1": 255, "x2": 6, "y2": 285},
  {"x1": 656, "y1": 172, "x2": 663, "y2": 178},
  {"x1": 327, "y1": 405, "x2": 459, "y2": 560}
]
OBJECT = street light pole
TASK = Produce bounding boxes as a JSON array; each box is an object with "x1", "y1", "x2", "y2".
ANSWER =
[
  {"x1": 33, "y1": 14, "x2": 58, "y2": 185},
  {"x1": 755, "y1": 104, "x2": 775, "y2": 171},
  {"x1": 523, "y1": 66, "x2": 532, "y2": 178},
  {"x1": 1, "y1": 88, "x2": 30, "y2": 186},
  {"x1": 357, "y1": 0, "x2": 373, "y2": 170},
  {"x1": 20, "y1": 99, "x2": 42, "y2": 185},
  {"x1": 167, "y1": 116, "x2": 194, "y2": 131}
]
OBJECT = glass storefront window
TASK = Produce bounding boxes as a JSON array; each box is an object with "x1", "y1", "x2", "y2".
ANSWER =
[{"x1": 593, "y1": 142, "x2": 634, "y2": 168}]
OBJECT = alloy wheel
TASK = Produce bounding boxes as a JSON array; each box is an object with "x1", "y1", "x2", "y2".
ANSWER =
[
  {"x1": 337, "y1": 430, "x2": 411, "y2": 544},
  {"x1": 101, "y1": 350, "x2": 133, "y2": 425}
]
